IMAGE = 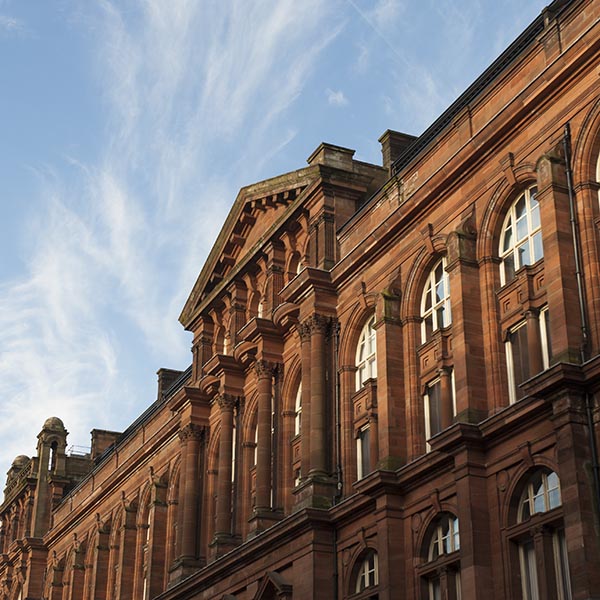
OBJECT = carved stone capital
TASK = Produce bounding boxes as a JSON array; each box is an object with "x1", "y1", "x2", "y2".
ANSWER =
[
  {"x1": 254, "y1": 360, "x2": 279, "y2": 380},
  {"x1": 178, "y1": 423, "x2": 206, "y2": 443},
  {"x1": 298, "y1": 321, "x2": 312, "y2": 342},
  {"x1": 306, "y1": 314, "x2": 330, "y2": 335},
  {"x1": 215, "y1": 393, "x2": 238, "y2": 411}
]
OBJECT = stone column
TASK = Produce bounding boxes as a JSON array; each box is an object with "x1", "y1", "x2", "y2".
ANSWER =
[
  {"x1": 446, "y1": 227, "x2": 487, "y2": 422},
  {"x1": 453, "y1": 436, "x2": 492, "y2": 600},
  {"x1": 299, "y1": 322, "x2": 312, "y2": 478},
  {"x1": 374, "y1": 289, "x2": 405, "y2": 469},
  {"x1": 255, "y1": 360, "x2": 274, "y2": 511},
  {"x1": 309, "y1": 314, "x2": 329, "y2": 477},
  {"x1": 214, "y1": 394, "x2": 235, "y2": 537},
  {"x1": 536, "y1": 150, "x2": 583, "y2": 364},
  {"x1": 147, "y1": 477, "x2": 168, "y2": 600},
  {"x1": 177, "y1": 423, "x2": 205, "y2": 562},
  {"x1": 551, "y1": 389, "x2": 600, "y2": 596},
  {"x1": 404, "y1": 316, "x2": 425, "y2": 459},
  {"x1": 116, "y1": 501, "x2": 137, "y2": 599}
]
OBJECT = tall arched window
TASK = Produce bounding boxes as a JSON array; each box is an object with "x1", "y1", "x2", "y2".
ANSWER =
[
  {"x1": 499, "y1": 186, "x2": 542, "y2": 285},
  {"x1": 420, "y1": 513, "x2": 461, "y2": 599},
  {"x1": 421, "y1": 258, "x2": 451, "y2": 343},
  {"x1": 294, "y1": 384, "x2": 302, "y2": 436},
  {"x1": 507, "y1": 469, "x2": 571, "y2": 600},
  {"x1": 352, "y1": 549, "x2": 379, "y2": 597},
  {"x1": 356, "y1": 315, "x2": 377, "y2": 390}
]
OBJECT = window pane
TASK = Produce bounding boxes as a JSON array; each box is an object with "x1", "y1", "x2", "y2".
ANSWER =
[
  {"x1": 516, "y1": 213, "x2": 528, "y2": 240},
  {"x1": 436, "y1": 306, "x2": 446, "y2": 330},
  {"x1": 503, "y1": 224, "x2": 513, "y2": 253},
  {"x1": 515, "y1": 196, "x2": 526, "y2": 220},
  {"x1": 509, "y1": 324, "x2": 529, "y2": 400},
  {"x1": 427, "y1": 382, "x2": 442, "y2": 438},
  {"x1": 517, "y1": 241, "x2": 531, "y2": 268},
  {"x1": 530, "y1": 201, "x2": 541, "y2": 230},
  {"x1": 424, "y1": 281, "x2": 432, "y2": 311},
  {"x1": 430, "y1": 578, "x2": 442, "y2": 600},
  {"x1": 554, "y1": 529, "x2": 572, "y2": 600},
  {"x1": 504, "y1": 252, "x2": 516, "y2": 282},
  {"x1": 521, "y1": 539, "x2": 540, "y2": 600},
  {"x1": 532, "y1": 231, "x2": 543, "y2": 262}
]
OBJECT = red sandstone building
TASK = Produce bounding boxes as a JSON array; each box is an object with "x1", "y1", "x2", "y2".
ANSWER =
[{"x1": 2, "y1": 0, "x2": 600, "y2": 598}]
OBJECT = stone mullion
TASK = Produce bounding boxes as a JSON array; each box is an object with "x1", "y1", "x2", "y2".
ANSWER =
[
  {"x1": 215, "y1": 395, "x2": 235, "y2": 536},
  {"x1": 309, "y1": 315, "x2": 328, "y2": 477},
  {"x1": 439, "y1": 367, "x2": 453, "y2": 430},
  {"x1": 255, "y1": 361, "x2": 274, "y2": 511},
  {"x1": 177, "y1": 423, "x2": 204, "y2": 561},
  {"x1": 404, "y1": 316, "x2": 424, "y2": 459},
  {"x1": 525, "y1": 308, "x2": 543, "y2": 375},
  {"x1": 299, "y1": 323, "x2": 312, "y2": 478},
  {"x1": 368, "y1": 414, "x2": 378, "y2": 473}
]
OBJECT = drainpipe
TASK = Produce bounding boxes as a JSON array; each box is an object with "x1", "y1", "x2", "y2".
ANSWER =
[
  {"x1": 562, "y1": 122, "x2": 600, "y2": 521},
  {"x1": 332, "y1": 320, "x2": 342, "y2": 600},
  {"x1": 333, "y1": 320, "x2": 343, "y2": 504}
]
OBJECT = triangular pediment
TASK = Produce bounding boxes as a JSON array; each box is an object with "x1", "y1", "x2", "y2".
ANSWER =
[
  {"x1": 253, "y1": 571, "x2": 293, "y2": 600},
  {"x1": 180, "y1": 166, "x2": 319, "y2": 328}
]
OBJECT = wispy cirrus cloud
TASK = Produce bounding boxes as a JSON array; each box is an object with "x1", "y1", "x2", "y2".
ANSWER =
[
  {"x1": 0, "y1": 0, "x2": 340, "y2": 474},
  {"x1": 0, "y1": 14, "x2": 26, "y2": 35},
  {"x1": 326, "y1": 88, "x2": 349, "y2": 107}
]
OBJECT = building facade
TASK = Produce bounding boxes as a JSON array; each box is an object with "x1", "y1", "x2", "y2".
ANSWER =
[{"x1": 2, "y1": 0, "x2": 600, "y2": 598}]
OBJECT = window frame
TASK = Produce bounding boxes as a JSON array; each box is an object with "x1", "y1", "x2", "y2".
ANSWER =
[
  {"x1": 355, "y1": 315, "x2": 377, "y2": 390},
  {"x1": 499, "y1": 186, "x2": 543, "y2": 286},
  {"x1": 356, "y1": 424, "x2": 371, "y2": 481},
  {"x1": 507, "y1": 469, "x2": 572, "y2": 600},
  {"x1": 353, "y1": 549, "x2": 379, "y2": 596},
  {"x1": 419, "y1": 513, "x2": 462, "y2": 600},
  {"x1": 421, "y1": 258, "x2": 452, "y2": 343}
]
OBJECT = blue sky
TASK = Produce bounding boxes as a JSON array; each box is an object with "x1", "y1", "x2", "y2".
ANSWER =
[{"x1": 0, "y1": 0, "x2": 547, "y2": 478}]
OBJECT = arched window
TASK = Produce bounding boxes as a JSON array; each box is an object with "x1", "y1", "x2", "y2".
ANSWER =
[
  {"x1": 427, "y1": 513, "x2": 460, "y2": 561},
  {"x1": 420, "y1": 513, "x2": 461, "y2": 600},
  {"x1": 353, "y1": 549, "x2": 379, "y2": 596},
  {"x1": 356, "y1": 315, "x2": 377, "y2": 390},
  {"x1": 294, "y1": 384, "x2": 302, "y2": 436},
  {"x1": 518, "y1": 469, "x2": 561, "y2": 521},
  {"x1": 507, "y1": 469, "x2": 571, "y2": 600},
  {"x1": 421, "y1": 258, "x2": 451, "y2": 342},
  {"x1": 499, "y1": 186, "x2": 542, "y2": 285}
]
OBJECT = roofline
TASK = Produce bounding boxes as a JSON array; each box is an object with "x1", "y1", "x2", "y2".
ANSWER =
[{"x1": 341, "y1": 0, "x2": 574, "y2": 234}]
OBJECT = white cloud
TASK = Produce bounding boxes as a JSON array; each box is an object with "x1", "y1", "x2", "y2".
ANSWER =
[
  {"x1": 326, "y1": 88, "x2": 349, "y2": 107},
  {"x1": 0, "y1": 14, "x2": 25, "y2": 35},
  {"x1": 0, "y1": 0, "x2": 341, "y2": 476},
  {"x1": 367, "y1": 0, "x2": 405, "y2": 32}
]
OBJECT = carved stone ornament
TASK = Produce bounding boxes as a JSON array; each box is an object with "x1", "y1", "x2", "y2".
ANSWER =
[
  {"x1": 178, "y1": 423, "x2": 206, "y2": 443},
  {"x1": 215, "y1": 393, "x2": 237, "y2": 411},
  {"x1": 254, "y1": 360, "x2": 276, "y2": 380},
  {"x1": 298, "y1": 321, "x2": 312, "y2": 342},
  {"x1": 307, "y1": 314, "x2": 330, "y2": 335}
]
